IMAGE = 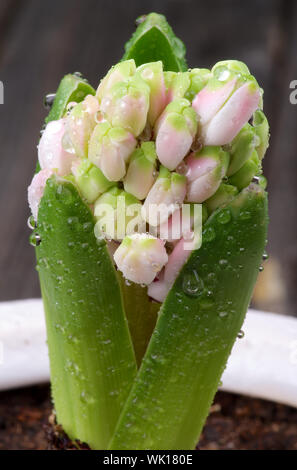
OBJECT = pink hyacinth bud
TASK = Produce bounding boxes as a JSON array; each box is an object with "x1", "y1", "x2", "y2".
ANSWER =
[
  {"x1": 123, "y1": 141, "x2": 157, "y2": 200},
  {"x1": 114, "y1": 233, "x2": 168, "y2": 285},
  {"x1": 96, "y1": 60, "x2": 136, "y2": 102},
  {"x1": 148, "y1": 237, "x2": 191, "y2": 302},
  {"x1": 164, "y1": 71, "x2": 190, "y2": 104},
  {"x1": 62, "y1": 95, "x2": 99, "y2": 158},
  {"x1": 185, "y1": 146, "x2": 230, "y2": 203},
  {"x1": 203, "y1": 82, "x2": 261, "y2": 145},
  {"x1": 100, "y1": 75, "x2": 150, "y2": 137},
  {"x1": 88, "y1": 121, "x2": 137, "y2": 181},
  {"x1": 28, "y1": 168, "x2": 53, "y2": 221},
  {"x1": 192, "y1": 60, "x2": 261, "y2": 146},
  {"x1": 136, "y1": 61, "x2": 166, "y2": 126},
  {"x1": 158, "y1": 203, "x2": 202, "y2": 244},
  {"x1": 141, "y1": 166, "x2": 187, "y2": 227},
  {"x1": 155, "y1": 99, "x2": 198, "y2": 171},
  {"x1": 192, "y1": 78, "x2": 237, "y2": 126},
  {"x1": 38, "y1": 119, "x2": 78, "y2": 176}
]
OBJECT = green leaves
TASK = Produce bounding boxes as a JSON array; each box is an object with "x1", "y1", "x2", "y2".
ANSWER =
[
  {"x1": 109, "y1": 185, "x2": 268, "y2": 449},
  {"x1": 123, "y1": 13, "x2": 187, "y2": 72},
  {"x1": 45, "y1": 74, "x2": 95, "y2": 124},
  {"x1": 35, "y1": 179, "x2": 137, "y2": 449}
]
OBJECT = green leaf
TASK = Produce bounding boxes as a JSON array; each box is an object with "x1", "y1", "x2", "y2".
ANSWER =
[
  {"x1": 109, "y1": 184, "x2": 268, "y2": 450},
  {"x1": 45, "y1": 74, "x2": 95, "y2": 124},
  {"x1": 35, "y1": 178, "x2": 137, "y2": 449},
  {"x1": 123, "y1": 13, "x2": 187, "y2": 71}
]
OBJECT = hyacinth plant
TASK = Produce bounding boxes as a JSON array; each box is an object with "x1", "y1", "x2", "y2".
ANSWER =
[{"x1": 28, "y1": 13, "x2": 269, "y2": 450}]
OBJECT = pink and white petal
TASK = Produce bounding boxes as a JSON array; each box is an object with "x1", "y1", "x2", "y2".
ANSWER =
[
  {"x1": 163, "y1": 238, "x2": 191, "y2": 284},
  {"x1": 203, "y1": 83, "x2": 261, "y2": 146},
  {"x1": 28, "y1": 169, "x2": 53, "y2": 220},
  {"x1": 186, "y1": 171, "x2": 222, "y2": 203},
  {"x1": 38, "y1": 119, "x2": 78, "y2": 176},
  {"x1": 100, "y1": 140, "x2": 126, "y2": 181},
  {"x1": 148, "y1": 237, "x2": 192, "y2": 302},
  {"x1": 156, "y1": 120, "x2": 193, "y2": 171},
  {"x1": 114, "y1": 234, "x2": 168, "y2": 285},
  {"x1": 147, "y1": 274, "x2": 167, "y2": 303},
  {"x1": 159, "y1": 209, "x2": 182, "y2": 241},
  {"x1": 192, "y1": 79, "x2": 236, "y2": 125},
  {"x1": 148, "y1": 80, "x2": 167, "y2": 125},
  {"x1": 185, "y1": 154, "x2": 218, "y2": 182}
]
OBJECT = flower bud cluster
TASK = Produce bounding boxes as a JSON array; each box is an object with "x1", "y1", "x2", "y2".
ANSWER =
[{"x1": 28, "y1": 59, "x2": 268, "y2": 299}]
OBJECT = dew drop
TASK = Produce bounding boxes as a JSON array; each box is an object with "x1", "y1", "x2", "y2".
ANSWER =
[
  {"x1": 203, "y1": 226, "x2": 216, "y2": 242},
  {"x1": 135, "y1": 15, "x2": 147, "y2": 25},
  {"x1": 83, "y1": 222, "x2": 93, "y2": 232},
  {"x1": 29, "y1": 232, "x2": 41, "y2": 246},
  {"x1": 237, "y1": 330, "x2": 245, "y2": 339},
  {"x1": 219, "y1": 259, "x2": 228, "y2": 268},
  {"x1": 80, "y1": 391, "x2": 94, "y2": 405},
  {"x1": 43, "y1": 93, "x2": 56, "y2": 110},
  {"x1": 239, "y1": 210, "x2": 251, "y2": 220},
  {"x1": 252, "y1": 176, "x2": 260, "y2": 184},
  {"x1": 219, "y1": 311, "x2": 228, "y2": 319},
  {"x1": 182, "y1": 270, "x2": 204, "y2": 297},
  {"x1": 27, "y1": 215, "x2": 36, "y2": 230},
  {"x1": 217, "y1": 209, "x2": 231, "y2": 225},
  {"x1": 56, "y1": 185, "x2": 73, "y2": 205}
]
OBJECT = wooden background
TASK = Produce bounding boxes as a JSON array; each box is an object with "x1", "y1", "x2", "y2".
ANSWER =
[{"x1": 0, "y1": 0, "x2": 296, "y2": 315}]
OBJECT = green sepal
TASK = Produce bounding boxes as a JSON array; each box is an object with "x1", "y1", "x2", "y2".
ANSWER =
[
  {"x1": 109, "y1": 184, "x2": 268, "y2": 450},
  {"x1": 35, "y1": 178, "x2": 137, "y2": 449},
  {"x1": 185, "y1": 68, "x2": 211, "y2": 101},
  {"x1": 229, "y1": 151, "x2": 260, "y2": 190},
  {"x1": 205, "y1": 183, "x2": 238, "y2": 213},
  {"x1": 73, "y1": 159, "x2": 115, "y2": 203},
  {"x1": 122, "y1": 13, "x2": 187, "y2": 72},
  {"x1": 226, "y1": 123, "x2": 258, "y2": 176},
  {"x1": 253, "y1": 110, "x2": 270, "y2": 160}
]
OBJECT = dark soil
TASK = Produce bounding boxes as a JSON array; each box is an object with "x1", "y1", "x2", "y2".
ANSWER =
[{"x1": 0, "y1": 385, "x2": 296, "y2": 450}]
